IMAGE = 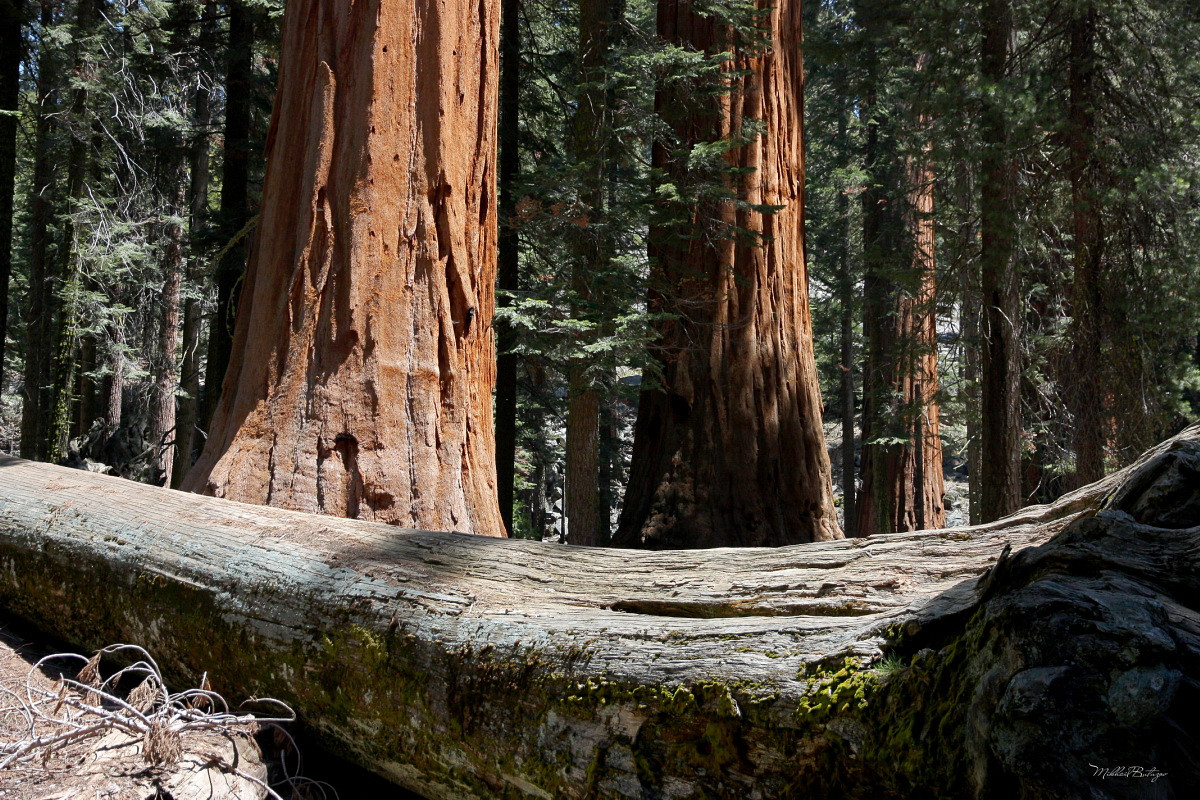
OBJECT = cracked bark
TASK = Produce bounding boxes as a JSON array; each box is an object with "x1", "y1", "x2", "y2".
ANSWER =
[
  {"x1": 856, "y1": 67, "x2": 945, "y2": 537},
  {"x1": 616, "y1": 0, "x2": 840, "y2": 549},
  {"x1": 184, "y1": 0, "x2": 503, "y2": 537}
]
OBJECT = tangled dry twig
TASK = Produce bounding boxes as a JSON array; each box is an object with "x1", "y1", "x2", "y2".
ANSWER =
[{"x1": 0, "y1": 643, "x2": 339, "y2": 800}]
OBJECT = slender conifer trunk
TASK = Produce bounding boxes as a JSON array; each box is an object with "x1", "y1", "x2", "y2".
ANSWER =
[
  {"x1": 0, "y1": 0, "x2": 22, "y2": 392},
  {"x1": 19, "y1": 1, "x2": 58, "y2": 460},
  {"x1": 495, "y1": 0, "x2": 521, "y2": 535},
  {"x1": 978, "y1": 0, "x2": 1022, "y2": 521},
  {"x1": 563, "y1": 0, "x2": 620, "y2": 546},
  {"x1": 201, "y1": 1, "x2": 253, "y2": 431},
  {"x1": 173, "y1": 0, "x2": 217, "y2": 486},
  {"x1": 1067, "y1": 3, "x2": 1106, "y2": 487},
  {"x1": 44, "y1": 0, "x2": 100, "y2": 462}
]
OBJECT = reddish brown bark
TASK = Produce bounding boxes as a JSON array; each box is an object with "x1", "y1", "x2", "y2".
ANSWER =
[
  {"x1": 184, "y1": 0, "x2": 504, "y2": 537},
  {"x1": 615, "y1": 0, "x2": 840, "y2": 548},
  {"x1": 855, "y1": 94, "x2": 945, "y2": 536}
]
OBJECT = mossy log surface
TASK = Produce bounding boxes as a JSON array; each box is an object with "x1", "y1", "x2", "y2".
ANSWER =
[{"x1": 1, "y1": 425, "x2": 1197, "y2": 799}]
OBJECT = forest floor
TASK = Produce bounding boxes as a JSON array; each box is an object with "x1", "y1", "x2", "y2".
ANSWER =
[
  {"x1": 0, "y1": 620, "x2": 272, "y2": 800},
  {"x1": 0, "y1": 615, "x2": 422, "y2": 800}
]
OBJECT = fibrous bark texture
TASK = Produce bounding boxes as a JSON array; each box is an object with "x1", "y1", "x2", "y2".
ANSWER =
[
  {"x1": 855, "y1": 105, "x2": 945, "y2": 537},
  {"x1": 184, "y1": 0, "x2": 504, "y2": 537},
  {"x1": 616, "y1": 0, "x2": 840, "y2": 549},
  {"x1": 2, "y1": 426, "x2": 1197, "y2": 798}
]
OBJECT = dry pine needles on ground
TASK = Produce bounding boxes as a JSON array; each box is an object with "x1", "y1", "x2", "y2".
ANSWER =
[{"x1": 0, "y1": 641, "x2": 337, "y2": 800}]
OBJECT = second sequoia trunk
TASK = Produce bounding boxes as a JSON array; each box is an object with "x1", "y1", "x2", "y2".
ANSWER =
[
  {"x1": 616, "y1": 0, "x2": 840, "y2": 548},
  {"x1": 855, "y1": 60, "x2": 945, "y2": 537},
  {"x1": 184, "y1": 0, "x2": 504, "y2": 537}
]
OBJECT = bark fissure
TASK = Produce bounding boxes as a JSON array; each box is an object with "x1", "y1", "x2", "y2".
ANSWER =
[
  {"x1": 185, "y1": 0, "x2": 503, "y2": 537},
  {"x1": 616, "y1": 0, "x2": 839, "y2": 549}
]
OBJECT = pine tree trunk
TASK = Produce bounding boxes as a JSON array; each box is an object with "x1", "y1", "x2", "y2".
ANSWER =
[
  {"x1": 0, "y1": 0, "x2": 21, "y2": 392},
  {"x1": 73, "y1": 337, "x2": 96, "y2": 438},
  {"x1": 955, "y1": 164, "x2": 983, "y2": 526},
  {"x1": 19, "y1": 0, "x2": 58, "y2": 461},
  {"x1": 200, "y1": 1, "x2": 253, "y2": 431},
  {"x1": 835, "y1": 114, "x2": 857, "y2": 534},
  {"x1": 840, "y1": 279, "x2": 856, "y2": 532},
  {"x1": 45, "y1": 0, "x2": 105, "y2": 463},
  {"x1": 1067, "y1": 3, "x2": 1106, "y2": 488},
  {"x1": 857, "y1": 49, "x2": 882, "y2": 537},
  {"x1": 102, "y1": 321, "x2": 122, "y2": 434},
  {"x1": 563, "y1": 0, "x2": 616, "y2": 547},
  {"x1": 149, "y1": 171, "x2": 186, "y2": 487},
  {"x1": 172, "y1": 0, "x2": 216, "y2": 488},
  {"x1": 494, "y1": 0, "x2": 520, "y2": 535},
  {"x1": 565, "y1": 373, "x2": 602, "y2": 544},
  {"x1": 978, "y1": 0, "x2": 1022, "y2": 522},
  {"x1": 183, "y1": 0, "x2": 504, "y2": 537},
  {"x1": 616, "y1": 0, "x2": 840, "y2": 548}
]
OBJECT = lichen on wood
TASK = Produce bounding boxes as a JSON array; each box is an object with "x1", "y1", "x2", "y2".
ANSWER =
[{"x1": 1, "y1": 423, "x2": 1197, "y2": 797}]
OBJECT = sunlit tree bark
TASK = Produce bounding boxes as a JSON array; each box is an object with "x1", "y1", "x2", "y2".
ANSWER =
[{"x1": 185, "y1": 0, "x2": 504, "y2": 537}]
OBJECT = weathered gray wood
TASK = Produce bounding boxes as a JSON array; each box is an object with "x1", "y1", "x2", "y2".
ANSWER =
[{"x1": 0, "y1": 425, "x2": 1196, "y2": 799}]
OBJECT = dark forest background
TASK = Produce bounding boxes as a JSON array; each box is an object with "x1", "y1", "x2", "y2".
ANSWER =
[{"x1": 2, "y1": 0, "x2": 1199, "y2": 542}]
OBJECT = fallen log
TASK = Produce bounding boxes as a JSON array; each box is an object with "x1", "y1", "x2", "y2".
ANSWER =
[{"x1": 1, "y1": 425, "x2": 1197, "y2": 799}]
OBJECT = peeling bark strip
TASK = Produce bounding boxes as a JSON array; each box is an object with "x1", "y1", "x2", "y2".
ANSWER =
[
  {"x1": 5, "y1": 426, "x2": 1196, "y2": 797},
  {"x1": 184, "y1": 0, "x2": 504, "y2": 537},
  {"x1": 617, "y1": 0, "x2": 840, "y2": 549}
]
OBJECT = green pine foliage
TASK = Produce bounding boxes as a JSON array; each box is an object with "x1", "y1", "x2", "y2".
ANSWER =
[{"x1": 1, "y1": 0, "x2": 1197, "y2": 534}]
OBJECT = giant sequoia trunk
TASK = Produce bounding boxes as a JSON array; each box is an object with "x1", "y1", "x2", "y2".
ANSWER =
[
  {"x1": 184, "y1": 0, "x2": 504, "y2": 537},
  {"x1": 616, "y1": 0, "x2": 840, "y2": 549},
  {"x1": 856, "y1": 93, "x2": 945, "y2": 537},
  {"x1": 2, "y1": 426, "x2": 1198, "y2": 798}
]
